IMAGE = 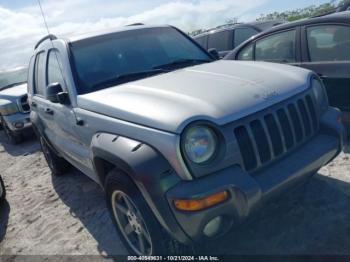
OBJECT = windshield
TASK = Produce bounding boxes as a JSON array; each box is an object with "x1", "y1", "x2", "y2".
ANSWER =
[
  {"x1": 0, "y1": 68, "x2": 27, "y2": 91},
  {"x1": 70, "y1": 27, "x2": 212, "y2": 94}
]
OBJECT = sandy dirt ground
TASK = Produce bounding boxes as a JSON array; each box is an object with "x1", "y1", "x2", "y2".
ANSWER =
[{"x1": 1, "y1": 131, "x2": 350, "y2": 258}]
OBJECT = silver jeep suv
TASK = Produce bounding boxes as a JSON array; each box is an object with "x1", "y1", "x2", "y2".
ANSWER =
[{"x1": 28, "y1": 25, "x2": 345, "y2": 255}]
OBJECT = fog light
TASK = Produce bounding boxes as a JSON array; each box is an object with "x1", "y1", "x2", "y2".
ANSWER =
[
  {"x1": 203, "y1": 216, "x2": 223, "y2": 237},
  {"x1": 14, "y1": 122, "x2": 24, "y2": 129},
  {"x1": 174, "y1": 191, "x2": 229, "y2": 211}
]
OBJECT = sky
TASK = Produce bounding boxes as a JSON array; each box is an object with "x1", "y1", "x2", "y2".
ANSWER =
[{"x1": 0, "y1": 0, "x2": 333, "y2": 71}]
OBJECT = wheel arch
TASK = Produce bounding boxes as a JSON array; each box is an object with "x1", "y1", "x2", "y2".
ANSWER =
[{"x1": 90, "y1": 132, "x2": 191, "y2": 244}]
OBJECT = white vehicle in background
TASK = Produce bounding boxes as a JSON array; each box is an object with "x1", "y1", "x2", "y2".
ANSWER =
[{"x1": 0, "y1": 68, "x2": 32, "y2": 144}]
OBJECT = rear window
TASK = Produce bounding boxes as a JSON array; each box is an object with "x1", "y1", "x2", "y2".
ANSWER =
[
  {"x1": 34, "y1": 52, "x2": 46, "y2": 96},
  {"x1": 234, "y1": 28, "x2": 258, "y2": 47},
  {"x1": 307, "y1": 25, "x2": 350, "y2": 62},
  {"x1": 208, "y1": 30, "x2": 231, "y2": 51}
]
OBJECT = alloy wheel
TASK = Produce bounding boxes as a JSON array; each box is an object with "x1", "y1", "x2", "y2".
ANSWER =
[{"x1": 111, "y1": 190, "x2": 153, "y2": 255}]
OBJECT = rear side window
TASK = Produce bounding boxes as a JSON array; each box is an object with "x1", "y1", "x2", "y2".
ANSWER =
[
  {"x1": 255, "y1": 30, "x2": 296, "y2": 63},
  {"x1": 307, "y1": 25, "x2": 350, "y2": 62},
  {"x1": 234, "y1": 28, "x2": 258, "y2": 47},
  {"x1": 208, "y1": 30, "x2": 231, "y2": 51},
  {"x1": 237, "y1": 44, "x2": 254, "y2": 60},
  {"x1": 47, "y1": 50, "x2": 66, "y2": 89},
  {"x1": 195, "y1": 35, "x2": 208, "y2": 49},
  {"x1": 34, "y1": 52, "x2": 46, "y2": 96}
]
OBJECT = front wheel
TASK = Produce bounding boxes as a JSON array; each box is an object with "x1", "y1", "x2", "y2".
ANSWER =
[
  {"x1": 105, "y1": 169, "x2": 193, "y2": 255},
  {"x1": 39, "y1": 136, "x2": 70, "y2": 176}
]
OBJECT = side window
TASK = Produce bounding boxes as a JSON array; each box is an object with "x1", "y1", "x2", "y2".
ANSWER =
[
  {"x1": 307, "y1": 25, "x2": 350, "y2": 62},
  {"x1": 195, "y1": 35, "x2": 208, "y2": 49},
  {"x1": 47, "y1": 50, "x2": 66, "y2": 89},
  {"x1": 208, "y1": 30, "x2": 231, "y2": 51},
  {"x1": 28, "y1": 56, "x2": 35, "y2": 94},
  {"x1": 34, "y1": 52, "x2": 46, "y2": 96},
  {"x1": 255, "y1": 30, "x2": 296, "y2": 63},
  {"x1": 237, "y1": 44, "x2": 254, "y2": 60},
  {"x1": 234, "y1": 28, "x2": 259, "y2": 47}
]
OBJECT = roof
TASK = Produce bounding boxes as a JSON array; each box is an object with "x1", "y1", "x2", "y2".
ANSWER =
[
  {"x1": 193, "y1": 20, "x2": 284, "y2": 38},
  {"x1": 66, "y1": 24, "x2": 171, "y2": 43},
  {"x1": 35, "y1": 24, "x2": 172, "y2": 49},
  {"x1": 260, "y1": 10, "x2": 350, "y2": 35}
]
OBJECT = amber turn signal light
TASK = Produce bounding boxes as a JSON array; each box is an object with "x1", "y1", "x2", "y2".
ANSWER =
[{"x1": 174, "y1": 191, "x2": 229, "y2": 211}]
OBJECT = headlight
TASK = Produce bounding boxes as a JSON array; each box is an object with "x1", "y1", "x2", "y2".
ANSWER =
[
  {"x1": 311, "y1": 77, "x2": 328, "y2": 112},
  {"x1": 0, "y1": 103, "x2": 19, "y2": 116},
  {"x1": 183, "y1": 125, "x2": 218, "y2": 164}
]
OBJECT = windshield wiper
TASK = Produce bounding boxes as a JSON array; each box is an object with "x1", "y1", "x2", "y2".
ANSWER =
[
  {"x1": 153, "y1": 58, "x2": 212, "y2": 70},
  {"x1": 93, "y1": 69, "x2": 168, "y2": 90}
]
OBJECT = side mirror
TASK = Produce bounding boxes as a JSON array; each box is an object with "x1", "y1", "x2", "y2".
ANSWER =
[
  {"x1": 208, "y1": 48, "x2": 220, "y2": 60},
  {"x1": 46, "y1": 83, "x2": 70, "y2": 105}
]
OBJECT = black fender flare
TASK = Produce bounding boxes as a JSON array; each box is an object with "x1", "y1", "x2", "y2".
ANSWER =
[{"x1": 90, "y1": 132, "x2": 191, "y2": 244}]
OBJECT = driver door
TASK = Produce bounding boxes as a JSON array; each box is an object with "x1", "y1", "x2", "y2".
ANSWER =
[{"x1": 43, "y1": 49, "x2": 91, "y2": 172}]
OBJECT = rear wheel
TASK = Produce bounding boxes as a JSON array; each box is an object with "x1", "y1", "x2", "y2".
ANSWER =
[
  {"x1": 0, "y1": 176, "x2": 6, "y2": 203},
  {"x1": 39, "y1": 136, "x2": 70, "y2": 176},
  {"x1": 105, "y1": 169, "x2": 193, "y2": 255}
]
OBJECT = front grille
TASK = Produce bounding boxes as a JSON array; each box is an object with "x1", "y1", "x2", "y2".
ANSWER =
[
  {"x1": 234, "y1": 93, "x2": 319, "y2": 172},
  {"x1": 18, "y1": 95, "x2": 30, "y2": 113}
]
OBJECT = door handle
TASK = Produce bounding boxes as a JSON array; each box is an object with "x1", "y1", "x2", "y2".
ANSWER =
[
  {"x1": 31, "y1": 101, "x2": 37, "y2": 108},
  {"x1": 45, "y1": 108, "x2": 54, "y2": 115}
]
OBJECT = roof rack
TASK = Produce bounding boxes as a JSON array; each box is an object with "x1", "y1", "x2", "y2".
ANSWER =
[
  {"x1": 34, "y1": 34, "x2": 58, "y2": 50},
  {"x1": 127, "y1": 23, "x2": 144, "y2": 26}
]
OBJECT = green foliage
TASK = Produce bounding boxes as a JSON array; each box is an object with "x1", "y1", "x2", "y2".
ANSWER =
[
  {"x1": 189, "y1": 0, "x2": 349, "y2": 36},
  {"x1": 257, "y1": 0, "x2": 339, "y2": 22}
]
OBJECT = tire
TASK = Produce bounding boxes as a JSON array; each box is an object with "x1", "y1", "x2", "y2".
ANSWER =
[
  {"x1": 0, "y1": 176, "x2": 6, "y2": 203},
  {"x1": 105, "y1": 169, "x2": 193, "y2": 255},
  {"x1": 1, "y1": 116, "x2": 23, "y2": 145},
  {"x1": 39, "y1": 136, "x2": 70, "y2": 176}
]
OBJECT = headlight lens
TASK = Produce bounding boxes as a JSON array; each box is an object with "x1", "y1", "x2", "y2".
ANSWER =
[
  {"x1": 0, "y1": 103, "x2": 19, "y2": 116},
  {"x1": 183, "y1": 126, "x2": 218, "y2": 164},
  {"x1": 311, "y1": 77, "x2": 328, "y2": 112}
]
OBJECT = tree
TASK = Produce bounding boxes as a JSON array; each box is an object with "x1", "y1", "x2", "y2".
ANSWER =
[{"x1": 257, "y1": 0, "x2": 338, "y2": 22}]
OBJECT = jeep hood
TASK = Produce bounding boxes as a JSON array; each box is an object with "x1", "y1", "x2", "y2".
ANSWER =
[
  {"x1": 0, "y1": 83, "x2": 27, "y2": 102},
  {"x1": 78, "y1": 61, "x2": 312, "y2": 134}
]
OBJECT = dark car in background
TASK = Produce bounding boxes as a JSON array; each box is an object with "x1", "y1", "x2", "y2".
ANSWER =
[
  {"x1": 225, "y1": 11, "x2": 350, "y2": 133},
  {"x1": 193, "y1": 20, "x2": 284, "y2": 58}
]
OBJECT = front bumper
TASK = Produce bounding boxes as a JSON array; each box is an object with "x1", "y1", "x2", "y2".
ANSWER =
[
  {"x1": 166, "y1": 108, "x2": 345, "y2": 243},
  {"x1": 2, "y1": 112, "x2": 32, "y2": 133}
]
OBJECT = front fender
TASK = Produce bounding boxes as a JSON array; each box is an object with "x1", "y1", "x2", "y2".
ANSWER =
[
  {"x1": 0, "y1": 99, "x2": 14, "y2": 115},
  {"x1": 90, "y1": 132, "x2": 191, "y2": 244},
  {"x1": 0, "y1": 99, "x2": 12, "y2": 107}
]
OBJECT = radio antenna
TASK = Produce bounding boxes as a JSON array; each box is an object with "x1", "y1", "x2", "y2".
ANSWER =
[
  {"x1": 37, "y1": 0, "x2": 51, "y2": 36},
  {"x1": 36, "y1": 0, "x2": 68, "y2": 89}
]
